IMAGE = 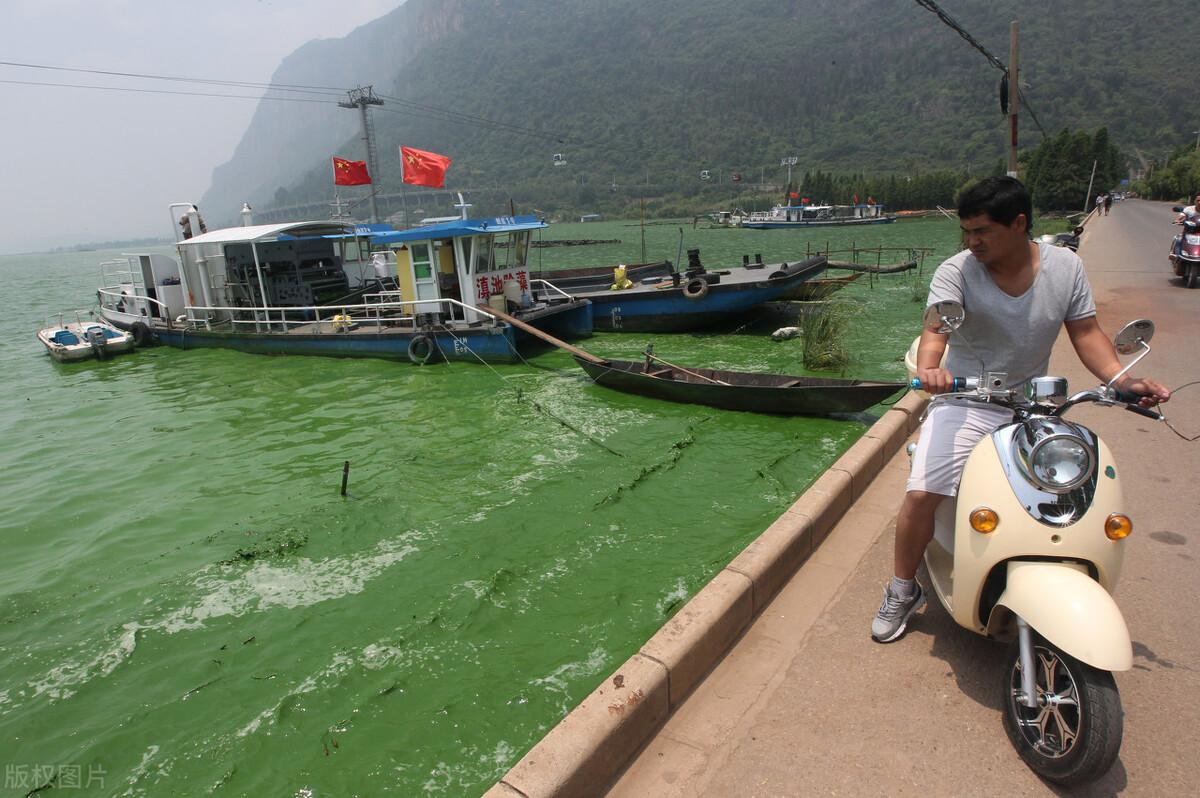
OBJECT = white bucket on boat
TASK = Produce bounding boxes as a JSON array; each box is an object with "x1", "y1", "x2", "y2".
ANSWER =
[
  {"x1": 503, "y1": 279, "x2": 523, "y2": 308},
  {"x1": 487, "y1": 293, "x2": 507, "y2": 314}
]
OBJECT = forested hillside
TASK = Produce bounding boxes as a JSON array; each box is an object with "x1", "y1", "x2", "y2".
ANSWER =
[{"x1": 201, "y1": 0, "x2": 1194, "y2": 222}]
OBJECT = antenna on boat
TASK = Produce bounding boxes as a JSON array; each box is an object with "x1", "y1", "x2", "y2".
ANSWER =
[
  {"x1": 330, "y1": 192, "x2": 352, "y2": 220},
  {"x1": 454, "y1": 192, "x2": 471, "y2": 220}
]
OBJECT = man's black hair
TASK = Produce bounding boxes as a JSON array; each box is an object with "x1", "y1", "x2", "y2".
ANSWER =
[{"x1": 958, "y1": 176, "x2": 1033, "y2": 235}]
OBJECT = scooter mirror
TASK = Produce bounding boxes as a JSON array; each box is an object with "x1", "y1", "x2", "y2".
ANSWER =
[
  {"x1": 1172, "y1": 206, "x2": 1184, "y2": 213},
  {"x1": 1114, "y1": 319, "x2": 1154, "y2": 355},
  {"x1": 923, "y1": 300, "x2": 965, "y2": 334}
]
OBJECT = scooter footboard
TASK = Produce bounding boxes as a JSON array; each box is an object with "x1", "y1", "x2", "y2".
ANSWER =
[{"x1": 986, "y1": 561, "x2": 1132, "y2": 672}]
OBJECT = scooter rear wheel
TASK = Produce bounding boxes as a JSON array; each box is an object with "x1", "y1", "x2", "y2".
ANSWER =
[{"x1": 1001, "y1": 634, "x2": 1123, "y2": 785}]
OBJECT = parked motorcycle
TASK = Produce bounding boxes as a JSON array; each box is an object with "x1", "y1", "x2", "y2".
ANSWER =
[
  {"x1": 1037, "y1": 225, "x2": 1083, "y2": 252},
  {"x1": 1169, "y1": 205, "x2": 1200, "y2": 287},
  {"x1": 907, "y1": 300, "x2": 1162, "y2": 785}
]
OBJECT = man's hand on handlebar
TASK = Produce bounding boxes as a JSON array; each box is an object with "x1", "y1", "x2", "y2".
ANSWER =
[
  {"x1": 916, "y1": 367, "x2": 956, "y2": 394},
  {"x1": 1116, "y1": 377, "x2": 1171, "y2": 408}
]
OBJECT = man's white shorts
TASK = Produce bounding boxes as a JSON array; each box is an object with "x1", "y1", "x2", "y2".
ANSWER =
[{"x1": 906, "y1": 401, "x2": 1014, "y2": 496}]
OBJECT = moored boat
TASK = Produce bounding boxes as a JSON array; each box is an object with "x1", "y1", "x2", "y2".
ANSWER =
[
  {"x1": 776, "y1": 272, "x2": 863, "y2": 301},
  {"x1": 574, "y1": 354, "x2": 905, "y2": 415},
  {"x1": 97, "y1": 206, "x2": 592, "y2": 364},
  {"x1": 742, "y1": 202, "x2": 896, "y2": 229},
  {"x1": 37, "y1": 312, "x2": 134, "y2": 362},
  {"x1": 545, "y1": 250, "x2": 828, "y2": 332}
]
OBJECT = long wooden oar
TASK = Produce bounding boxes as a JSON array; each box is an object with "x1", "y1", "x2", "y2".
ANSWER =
[
  {"x1": 645, "y1": 352, "x2": 730, "y2": 385},
  {"x1": 477, "y1": 304, "x2": 608, "y2": 365}
]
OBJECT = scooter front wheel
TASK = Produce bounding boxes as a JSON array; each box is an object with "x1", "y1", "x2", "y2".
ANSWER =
[
  {"x1": 1187, "y1": 264, "x2": 1198, "y2": 289},
  {"x1": 1001, "y1": 635, "x2": 1123, "y2": 785}
]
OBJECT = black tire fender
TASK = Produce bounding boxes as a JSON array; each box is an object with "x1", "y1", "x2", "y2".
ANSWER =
[
  {"x1": 407, "y1": 333, "x2": 439, "y2": 365},
  {"x1": 682, "y1": 276, "x2": 709, "y2": 301},
  {"x1": 130, "y1": 321, "x2": 153, "y2": 347}
]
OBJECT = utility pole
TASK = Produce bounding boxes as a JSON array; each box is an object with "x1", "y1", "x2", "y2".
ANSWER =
[
  {"x1": 338, "y1": 86, "x2": 384, "y2": 223},
  {"x1": 781, "y1": 156, "x2": 798, "y2": 198},
  {"x1": 1007, "y1": 21, "x2": 1019, "y2": 178}
]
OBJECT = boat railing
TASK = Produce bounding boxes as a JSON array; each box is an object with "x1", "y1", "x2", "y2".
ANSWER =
[
  {"x1": 98, "y1": 257, "x2": 142, "y2": 287},
  {"x1": 179, "y1": 296, "x2": 504, "y2": 334},
  {"x1": 528, "y1": 279, "x2": 572, "y2": 301},
  {"x1": 44, "y1": 308, "x2": 95, "y2": 331},
  {"x1": 97, "y1": 287, "x2": 173, "y2": 324}
]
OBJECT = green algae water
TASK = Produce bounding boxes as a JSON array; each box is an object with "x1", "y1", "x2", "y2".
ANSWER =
[{"x1": 0, "y1": 217, "x2": 961, "y2": 797}]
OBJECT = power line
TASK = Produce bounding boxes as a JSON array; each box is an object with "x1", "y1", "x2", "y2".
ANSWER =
[
  {"x1": 0, "y1": 59, "x2": 570, "y2": 145},
  {"x1": 375, "y1": 93, "x2": 565, "y2": 142},
  {"x1": 0, "y1": 59, "x2": 346, "y2": 96},
  {"x1": 912, "y1": 0, "x2": 1047, "y2": 139},
  {"x1": 0, "y1": 78, "x2": 335, "y2": 104}
]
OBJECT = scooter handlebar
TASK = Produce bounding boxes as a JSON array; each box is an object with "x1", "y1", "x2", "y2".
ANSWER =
[
  {"x1": 909, "y1": 376, "x2": 976, "y2": 392},
  {"x1": 1110, "y1": 387, "x2": 1165, "y2": 420}
]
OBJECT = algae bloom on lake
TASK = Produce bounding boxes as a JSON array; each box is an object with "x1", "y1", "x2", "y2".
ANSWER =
[{"x1": 0, "y1": 216, "x2": 961, "y2": 795}]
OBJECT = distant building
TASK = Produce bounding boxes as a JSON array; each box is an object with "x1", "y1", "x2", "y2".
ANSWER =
[{"x1": 579, "y1": 213, "x2": 601, "y2": 222}]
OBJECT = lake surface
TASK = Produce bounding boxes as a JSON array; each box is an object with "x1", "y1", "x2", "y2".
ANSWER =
[{"x1": 0, "y1": 217, "x2": 961, "y2": 796}]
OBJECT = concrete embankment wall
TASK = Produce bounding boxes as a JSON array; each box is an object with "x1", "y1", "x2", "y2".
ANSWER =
[{"x1": 485, "y1": 391, "x2": 927, "y2": 798}]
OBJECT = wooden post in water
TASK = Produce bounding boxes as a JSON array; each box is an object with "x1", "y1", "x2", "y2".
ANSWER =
[{"x1": 340, "y1": 461, "x2": 350, "y2": 496}]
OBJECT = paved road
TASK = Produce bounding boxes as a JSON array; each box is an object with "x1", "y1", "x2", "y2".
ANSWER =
[{"x1": 611, "y1": 200, "x2": 1200, "y2": 796}]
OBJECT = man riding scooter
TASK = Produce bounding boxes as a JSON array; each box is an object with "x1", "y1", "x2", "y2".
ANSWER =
[
  {"x1": 1169, "y1": 192, "x2": 1200, "y2": 285},
  {"x1": 871, "y1": 176, "x2": 1170, "y2": 643}
]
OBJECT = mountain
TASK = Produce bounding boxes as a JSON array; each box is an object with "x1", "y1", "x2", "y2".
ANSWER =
[{"x1": 201, "y1": 0, "x2": 1194, "y2": 223}]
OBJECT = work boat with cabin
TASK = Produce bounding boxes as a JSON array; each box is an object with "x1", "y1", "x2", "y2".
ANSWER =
[{"x1": 97, "y1": 205, "x2": 592, "y2": 364}]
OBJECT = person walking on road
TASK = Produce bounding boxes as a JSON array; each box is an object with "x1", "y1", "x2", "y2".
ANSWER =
[
  {"x1": 871, "y1": 176, "x2": 1171, "y2": 643},
  {"x1": 1095, "y1": 192, "x2": 1106, "y2": 217},
  {"x1": 1104, "y1": 192, "x2": 1113, "y2": 215}
]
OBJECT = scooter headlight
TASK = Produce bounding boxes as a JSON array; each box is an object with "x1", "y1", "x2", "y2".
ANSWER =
[
  {"x1": 1013, "y1": 419, "x2": 1096, "y2": 495},
  {"x1": 1027, "y1": 434, "x2": 1094, "y2": 493}
]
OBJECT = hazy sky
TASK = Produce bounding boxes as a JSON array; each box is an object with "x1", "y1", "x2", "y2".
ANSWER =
[{"x1": 0, "y1": 0, "x2": 402, "y2": 254}]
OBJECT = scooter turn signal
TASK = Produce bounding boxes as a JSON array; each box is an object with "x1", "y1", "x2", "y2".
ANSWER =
[
  {"x1": 969, "y1": 507, "x2": 999, "y2": 533},
  {"x1": 1105, "y1": 513, "x2": 1133, "y2": 540}
]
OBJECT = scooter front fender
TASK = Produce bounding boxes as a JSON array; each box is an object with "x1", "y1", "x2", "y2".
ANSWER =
[{"x1": 987, "y1": 561, "x2": 1132, "y2": 672}]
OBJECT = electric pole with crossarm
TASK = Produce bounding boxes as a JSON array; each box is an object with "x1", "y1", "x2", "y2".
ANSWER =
[{"x1": 338, "y1": 86, "x2": 384, "y2": 223}]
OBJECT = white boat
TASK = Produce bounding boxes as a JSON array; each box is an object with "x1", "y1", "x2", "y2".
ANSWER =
[
  {"x1": 741, "y1": 202, "x2": 897, "y2": 229},
  {"x1": 37, "y1": 311, "x2": 134, "y2": 362}
]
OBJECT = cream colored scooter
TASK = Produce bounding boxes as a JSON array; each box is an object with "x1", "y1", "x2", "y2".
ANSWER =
[{"x1": 907, "y1": 301, "x2": 1162, "y2": 785}]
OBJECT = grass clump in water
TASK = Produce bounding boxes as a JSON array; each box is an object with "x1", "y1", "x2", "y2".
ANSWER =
[
  {"x1": 801, "y1": 301, "x2": 851, "y2": 371},
  {"x1": 225, "y1": 527, "x2": 308, "y2": 563}
]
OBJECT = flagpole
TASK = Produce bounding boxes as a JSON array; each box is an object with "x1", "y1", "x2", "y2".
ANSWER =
[{"x1": 400, "y1": 157, "x2": 410, "y2": 229}]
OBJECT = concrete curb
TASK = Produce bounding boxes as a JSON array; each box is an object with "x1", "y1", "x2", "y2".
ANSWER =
[{"x1": 486, "y1": 391, "x2": 927, "y2": 798}]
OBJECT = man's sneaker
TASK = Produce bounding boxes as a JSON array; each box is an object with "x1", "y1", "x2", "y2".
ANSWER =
[{"x1": 871, "y1": 582, "x2": 926, "y2": 643}]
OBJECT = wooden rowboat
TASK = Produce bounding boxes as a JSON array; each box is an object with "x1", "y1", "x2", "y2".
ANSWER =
[
  {"x1": 776, "y1": 272, "x2": 862, "y2": 301},
  {"x1": 574, "y1": 355, "x2": 905, "y2": 416}
]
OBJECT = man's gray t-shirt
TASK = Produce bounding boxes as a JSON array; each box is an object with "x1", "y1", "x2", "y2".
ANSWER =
[{"x1": 927, "y1": 243, "x2": 1096, "y2": 389}]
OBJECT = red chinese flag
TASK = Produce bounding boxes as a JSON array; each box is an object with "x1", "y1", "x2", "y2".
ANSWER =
[
  {"x1": 332, "y1": 157, "x2": 371, "y2": 186},
  {"x1": 400, "y1": 145, "x2": 452, "y2": 188},
  {"x1": 789, "y1": 191, "x2": 800, "y2": 199}
]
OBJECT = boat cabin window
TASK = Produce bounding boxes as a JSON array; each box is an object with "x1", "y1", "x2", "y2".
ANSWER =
[
  {"x1": 469, "y1": 236, "x2": 495, "y2": 275},
  {"x1": 339, "y1": 237, "x2": 363, "y2": 264},
  {"x1": 410, "y1": 242, "x2": 434, "y2": 280},
  {"x1": 496, "y1": 231, "x2": 531, "y2": 270}
]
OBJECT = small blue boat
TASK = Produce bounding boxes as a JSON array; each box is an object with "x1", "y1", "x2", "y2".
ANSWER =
[
  {"x1": 550, "y1": 251, "x2": 828, "y2": 332},
  {"x1": 98, "y1": 206, "x2": 591, "y2": 364}
]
